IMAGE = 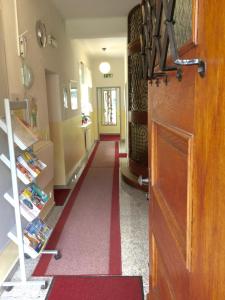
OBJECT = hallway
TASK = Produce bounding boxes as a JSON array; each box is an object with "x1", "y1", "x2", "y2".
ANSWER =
[
  {"x1": 0, "y1": 140, "x2": 149, "y2": 299},
  {"x1": 0, "y1": 0, "x2": 225, "y2": 298}
]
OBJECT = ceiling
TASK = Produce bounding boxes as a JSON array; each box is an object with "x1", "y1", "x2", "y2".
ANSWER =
[
  {"x1": 50, "y1": 0, "x2": 139, "y2": 58},
  {"x1": 51, "y1": 0, "x2": 139, "y2": 19},
  {"x1": 74, "y1": 37, "x2": 127, "y2": 58}
]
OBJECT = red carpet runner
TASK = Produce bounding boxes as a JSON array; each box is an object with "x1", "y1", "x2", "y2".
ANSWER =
[
  {"x1": 47, "y1": 276, "x2": 143, "y2": 300},
  {"x1": 100, "y1": 134, "x2": 120, "y2": 141},
  {"x1": 33, "y1": 141, "x2": 121, "y2": 276},
  {"x1": 54, "y1": 189, "x2": 71, "y2": 206}
]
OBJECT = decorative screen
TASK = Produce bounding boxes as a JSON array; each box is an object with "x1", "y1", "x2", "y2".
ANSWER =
[
  {"x1": 128, "y1": 5, "x2": 142, "y2": 43},
  {"x1": 174, "y1": 0, "x2": 192, "y2": 49},
  {"x1": 130, "y1": 123, "x2": 148, "y2": 164},
  {"x1": 129, "y1": 54, "x2": 148, "y2": 112}
]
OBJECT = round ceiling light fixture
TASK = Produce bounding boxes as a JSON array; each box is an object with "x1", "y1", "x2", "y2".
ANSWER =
[{"x1": 99, "y1": 62, "x2": 111, "y2": 74}]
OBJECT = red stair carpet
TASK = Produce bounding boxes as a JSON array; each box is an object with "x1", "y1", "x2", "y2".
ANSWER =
[
  {"x1": 47, "y1": 276, "x2": 144, "y2": 300},
  {"x1": 54, "y1": 189, "x2": 71, "y2": 206},
  {"x1": 33, "y1": 140, "x2": 121, "y2": 276}
]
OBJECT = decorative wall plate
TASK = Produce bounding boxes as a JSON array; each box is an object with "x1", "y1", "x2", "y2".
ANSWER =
[{"x1": 36, "y1": 20, "x2": 47, "y2": 48}]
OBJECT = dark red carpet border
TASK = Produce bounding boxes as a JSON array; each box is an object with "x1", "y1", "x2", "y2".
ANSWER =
[
  {"x1": 109, "y1": 141, "x2": 121, "y2": 274},
  {"x1": 47, "y1": 276, "x2": 144, "y2": 300},
  {"x1": 100, "y1": 134, "x2": 120, "y2": 141},
  {"x1": 119, "y1": 152, "x2": 127, "y2": 158},
  {"x1": 54, "y1": 189, "x2": 71, "y2": 206},
  {"x1": 33, "y1": 140, "x2": 122, "y2": 276},
  {"x1": 33, "y1": 142, "x2": 100, "y2": 276}
]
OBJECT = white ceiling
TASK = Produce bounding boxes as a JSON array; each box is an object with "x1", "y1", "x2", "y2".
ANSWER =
[
  {"x1": 51, "y1": 0, "x2": 139, "y2": 19},
  {"x1": 50, "y1": 0, "x2": 139, "y2": 58},
  {"x1": 66, "y1": 17, "x2": 127, "y2": 39},
  {"x1": 74, "y1": 37, "x2": 127, "y2": 58}
]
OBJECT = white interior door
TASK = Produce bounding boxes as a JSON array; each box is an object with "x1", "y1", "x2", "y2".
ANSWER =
[{"x1": 97, "y1": 87, "x2": 120, "y2": 135}]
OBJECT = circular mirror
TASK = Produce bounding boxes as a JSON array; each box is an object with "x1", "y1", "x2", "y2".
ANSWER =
[{"x1": 36, "y1": 20, "x2": 47, "y2": 48}]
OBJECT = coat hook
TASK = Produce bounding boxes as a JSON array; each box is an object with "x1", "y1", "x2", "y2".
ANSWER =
[
  {"x1": 176, "y1": 68, "x2": 183, "y2": 81},
  {"x1": 175, "y1": 59, "x2": 206, "y2": 78},
  {"x1": 163, "y1": 75, "x2": 168, "y2": 86}
]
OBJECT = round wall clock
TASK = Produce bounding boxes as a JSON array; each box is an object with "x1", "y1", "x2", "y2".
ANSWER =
[{"x1": 36, "y1": 20, "x2": 47, "y2": 48}]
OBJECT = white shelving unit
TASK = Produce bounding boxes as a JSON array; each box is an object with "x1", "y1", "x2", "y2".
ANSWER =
[
  {"x1": 0, "y1": 113, "x2": 38, "y2": 150},
  {"x1": 4, "y1": 191, "x2": 36, "y2": 222},
  {"x1": 0, "y1": 99, "x2": 61, "y2": 291},
  {"x1": 0, "y1": 153, "x2": 33, "y2": 185}
]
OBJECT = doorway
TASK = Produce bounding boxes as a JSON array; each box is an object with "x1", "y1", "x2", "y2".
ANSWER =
[
  {"x1": 97, "y1": 87, "x2": 121, "y2": 136},
  {"x1": 45, "y1": 70, "x2": 61, "y2": 141}
]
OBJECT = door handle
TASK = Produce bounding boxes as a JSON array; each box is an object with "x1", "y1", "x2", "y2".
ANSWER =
[
  {"x1": 174, "y1": 58, "x2": 206, "y2": 77},
  {"x1": 138, "y1": 175, "x2": 149, "y2": 186}
]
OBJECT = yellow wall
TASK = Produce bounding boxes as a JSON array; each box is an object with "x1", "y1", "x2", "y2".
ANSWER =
[
  {"x1": 0, "y1": 0, "x2": 95, "y2": 185},
  {"x1": 62, "y1": 116, "x2": 85, "y2": 183}
]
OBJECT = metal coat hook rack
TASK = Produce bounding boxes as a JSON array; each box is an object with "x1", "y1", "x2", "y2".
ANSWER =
[{"x1": 140, "y1": 0, "x2": 206, "y2": 85}]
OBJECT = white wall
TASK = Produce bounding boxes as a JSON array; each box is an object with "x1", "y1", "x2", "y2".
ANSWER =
[{"x1": 0, "y1": 11, "x2": 8, "y2": 115}]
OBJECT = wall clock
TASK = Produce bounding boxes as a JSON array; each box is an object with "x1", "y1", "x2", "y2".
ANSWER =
[{"x1": 35, "y1": 20, "x2": 47, "y2": 48}]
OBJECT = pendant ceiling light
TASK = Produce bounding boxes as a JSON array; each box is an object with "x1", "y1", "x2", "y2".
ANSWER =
[
  {"x1": 99, "y1": 48, "x2": 111, "y2": 74},
  {"x1": 99, "y1": 62, "x2": 111, "y2": 74}
]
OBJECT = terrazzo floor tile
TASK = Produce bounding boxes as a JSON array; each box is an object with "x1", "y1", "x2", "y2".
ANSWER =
[
  {"x1": 0, "y1": 277, "x2": 52, "y2": 300},
  {"x1": 119, "y1": 161, "x2": 149, "y2": 297}
]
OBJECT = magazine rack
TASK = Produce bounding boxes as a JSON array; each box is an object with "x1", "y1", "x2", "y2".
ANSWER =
[{"x1": 0, "y1": 99, "x2": 61, "y2": 291}]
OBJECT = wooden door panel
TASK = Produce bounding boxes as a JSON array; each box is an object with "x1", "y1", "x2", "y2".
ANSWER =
[
  {"x1": 152, "y1": 121, "x2": 193, "y2": 264},
  {"x1": 151, "y1": 197, "x2": 189, "y2": 300},
  {"x1": 151, "y1": 237, "x2": 175, "y2": 300},
  {"x1": 149, "y1": 48, "x2": 196, "y2": 134},
  {"x1": 154, "y1": 123, "x2": 189, "y2": 234},
  {"x1": 156, "y1": 259, "x2": 175, "y2": 300}
]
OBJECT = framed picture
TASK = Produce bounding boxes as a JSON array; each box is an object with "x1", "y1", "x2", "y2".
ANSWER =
[
  {"x1": 70, "y1": 80, "x2": 79, "y2": 110},
  {"x1": 63, "y1": 86, "x2": 68, "y2": 108}
]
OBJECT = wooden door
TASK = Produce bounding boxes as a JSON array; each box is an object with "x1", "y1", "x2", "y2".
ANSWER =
[
  {"x1": 190, "y1": 1, "x2": 225, "y2": 299},
  {"x1": 149, "y1": 1, "x2": 225, "y2": 300},
  {"x1": 149, "y1": 50, "x2": 195, "y2": 300}
]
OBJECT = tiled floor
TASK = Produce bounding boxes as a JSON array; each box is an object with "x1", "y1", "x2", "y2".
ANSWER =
[
  {"x1": 120, "y1": 171, "x2": 149, "y2": 295},
  {"x1": 0, "y1": 145, "x2": 149, "y2": 299}
]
